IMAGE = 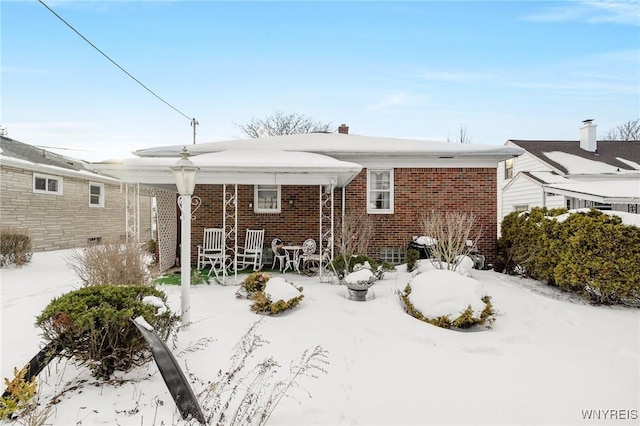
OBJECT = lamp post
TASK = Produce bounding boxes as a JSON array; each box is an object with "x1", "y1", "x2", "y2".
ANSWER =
[{"x1": 171, "y1": 147, "x2": 199, "y2": 327}]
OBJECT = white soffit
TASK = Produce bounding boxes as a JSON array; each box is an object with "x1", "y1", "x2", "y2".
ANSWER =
[{"x1": 90, "y1": 150, "x2": 363, "y2": 187}]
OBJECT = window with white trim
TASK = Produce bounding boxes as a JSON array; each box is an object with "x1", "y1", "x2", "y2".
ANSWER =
[
  {"x1": 33, "y1": 174, "x2": 62, "y2": 195},
  {"x1": 367, "y1": 169, "x2": 394, "y2": 214},
  {"x1": 89, "y1": 182, "x2": 105, "y2": 207},
  {"x1": 254, "y1": 185, "x2": 281, "y2": 213},
  {"x1": 504, "y1": 159, "x2": 514, "y2": 179}
]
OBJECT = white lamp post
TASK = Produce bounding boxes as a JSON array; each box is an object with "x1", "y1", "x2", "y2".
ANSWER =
[{"x1": 171, "y1": 147, "x2": 199, "y2": 327}]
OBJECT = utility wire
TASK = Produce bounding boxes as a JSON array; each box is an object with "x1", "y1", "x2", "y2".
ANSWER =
[{"x1": 38, "y1": 0, "x2": 194, "y2": 123}]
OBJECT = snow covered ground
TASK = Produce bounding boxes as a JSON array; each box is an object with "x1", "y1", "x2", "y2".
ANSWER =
[{"x1": 1, "y1": 249, "x2": 638, "y2": 425}]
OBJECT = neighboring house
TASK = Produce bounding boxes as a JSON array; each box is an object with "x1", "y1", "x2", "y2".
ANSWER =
[
  {"x1": 0, "y1": 136, "x2": 155, "y2": 252},
  {"x1": 93, "y1": 125, "x2": 523, "y2": 268},
  {"x1": 497, "y1": 120, "x2": 640, "y2": 232}
]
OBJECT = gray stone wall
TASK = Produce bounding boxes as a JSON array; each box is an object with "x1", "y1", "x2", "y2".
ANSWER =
[{"x1": 1, "y1": 165, "x2": 152, "y2": 252}]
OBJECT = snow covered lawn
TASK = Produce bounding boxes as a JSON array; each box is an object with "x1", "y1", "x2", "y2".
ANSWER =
[{"x1": 1, "y1": 250, "x2": 638, "y2": 425}]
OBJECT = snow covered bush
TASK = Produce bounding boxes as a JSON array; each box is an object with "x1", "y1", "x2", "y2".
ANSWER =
[
  {"x1": 406, "y1": 248, "x2": 419, "y2": 272},
  {"x1": 0, "y1": 228, "x2": 32, "y2": 268},
  {"x1": 36, "y1": 285, "x2": 179, "y2": 379},
  {"x1": 419, "y1": 211, "x2": 483, "y2": 271},
  {"x1": 554, "y1": 211, "x2": 640, "y2": 305},
  {"x1": 499, "y1": 207, "x2": 640, "y2": 305},
  {"x1": 249, "y1": 277, "x2": 304, "y2": 315},
  {"x1": 237, "y1": 271, "x2": 271, "y2": 299},
  {"x1": 398, "y1": 270, "x2": 496, "y2": 329},
  {"x1": 66, "y1": 238, "x2": 157, "y2": 286}
]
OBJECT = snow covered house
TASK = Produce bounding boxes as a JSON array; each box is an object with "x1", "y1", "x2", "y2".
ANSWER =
[
  {"x1": 0, "y1": 136, "x2": 155, "y2": 252},
  {"x1": 93, "y1": 126, "x2": 522, "y2": 269},
  {"x1": 497, "y1": 120, "x2": 640, "y2": 232}
]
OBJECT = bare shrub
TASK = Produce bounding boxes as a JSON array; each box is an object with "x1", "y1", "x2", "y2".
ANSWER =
[
  {"x1": 0, "y1": 228, "x2": 33, "y2": 268},
  {"x1": 194, "y1": 320, "x2": 329, "y2": 425},
  {"x1": 66, "y1": 238, "x2": 157, "y2": 286},
  {"x1": 334, "y1": 211, "x2": 375, "y2": 275},
  {"x1": 420, "y1": 211, "x2": 482, "y2": 271}
]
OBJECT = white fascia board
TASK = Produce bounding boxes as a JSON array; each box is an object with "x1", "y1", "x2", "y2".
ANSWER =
[
  {"x1": 543, "y1": 186, "x2": 640, "y2": 204},
  {"x1": 341, "y1": 155, "x2": 505, "y2": 169}
]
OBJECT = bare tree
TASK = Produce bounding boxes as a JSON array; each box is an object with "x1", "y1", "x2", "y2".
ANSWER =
[
  {"x1": 447, "y1": 124, "x2": 472, "y2": 144},
  {"x1": 420, "y1": 210, "x2": 482, "y2": 271},
  {"x1": 602, "y1": 119, "x2": 640, "y2": 141},
  {"x1": 236, "y1": 111, "x2": 332, "y2": 138},
  {"x1": 335, "y1": 211, "x2": 376, "y2": 274}
]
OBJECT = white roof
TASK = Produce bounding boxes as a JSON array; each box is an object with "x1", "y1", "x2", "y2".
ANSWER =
[
  {"x1": 91, "y1": 150, "x2": 363, "y2": 187},
  {"x1": 543, "y1": 151, "x2": 629, "y2": 174},
  {"x1": 134, "y1": 133, "x2": 523, "y2": 160},
  {"x1": 544, "y1": 179, "x2": 640, "y2": 203}
]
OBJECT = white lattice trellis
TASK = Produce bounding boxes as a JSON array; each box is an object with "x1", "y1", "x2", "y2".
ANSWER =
[{"x1": 154, "y1": 189, "x2": 178, "y2": 272}]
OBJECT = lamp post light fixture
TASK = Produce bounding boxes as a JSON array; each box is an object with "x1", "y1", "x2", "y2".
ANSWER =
[{"x1": 171, "y1": 147, "x2": 200, "y2": 327}]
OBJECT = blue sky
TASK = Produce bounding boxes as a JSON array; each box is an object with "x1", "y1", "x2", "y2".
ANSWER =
[{"x1": 1, "y1": 0, "x2": 638, "y2": 161}]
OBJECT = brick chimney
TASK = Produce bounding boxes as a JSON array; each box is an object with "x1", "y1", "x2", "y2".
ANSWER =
[
  {"x1": 338, "y1": 124, "x2": 349, "y2": 134},
  {"x1": 580, "y1": 119, "x2": 597, "y2": 152}
]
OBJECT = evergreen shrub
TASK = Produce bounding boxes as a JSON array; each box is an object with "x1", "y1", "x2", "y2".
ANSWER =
[
  {"x1": 0, "y1": 228, "x2": 32, "y2": 268},
  {"x1": 398, "y1": 284, "x2": 495, "y2": 329},
  {"x1": 498, "y1": 208, "x2": 640, "y2": 305},
  {"x1": 36, "y1": 285, "x2": 179, "y2": 379},
  {"x1": 406, "y1": 249, "x2": 419, "y2": 272},
  {"x1": 330, "y1": 254, "x2": 378, "y2": 276}
]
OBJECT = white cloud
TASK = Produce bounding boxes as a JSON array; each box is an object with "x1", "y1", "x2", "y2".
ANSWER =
[{"x1": 521, "y1": 0, "x2": 639, "y2": 26}]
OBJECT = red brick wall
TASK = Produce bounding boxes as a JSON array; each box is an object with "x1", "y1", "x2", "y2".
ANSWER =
[{"x1": 185, "y1": 167, "x2": 497, "y2": 265}]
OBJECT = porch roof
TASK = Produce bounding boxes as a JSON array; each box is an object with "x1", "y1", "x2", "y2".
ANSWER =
[
  {"x1": 543, "y1": 179, "x2": 640, "y2": 204},
  {"x1": 90, "y1": 149, "x2": 363, "y2": 188}
]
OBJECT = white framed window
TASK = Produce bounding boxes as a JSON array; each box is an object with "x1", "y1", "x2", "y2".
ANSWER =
[
  {"x1": 367, "y1": 169, "x2": 394, "y2": 214},
  {"x1": 254, "y1": 185, "x2": 281, "y2": 213},
  {"x1": 504, "y1": 159, "x2": 514, "y2": 179},
  {"x1": 33, "y1": 173, "x2": 62, "y2": 195},
  {"x1": 514, "y1": 204, "x2": 529, "y2": 212},
  {"x1": 89, "y1": 182, "x2": 105, "y2": 207}
]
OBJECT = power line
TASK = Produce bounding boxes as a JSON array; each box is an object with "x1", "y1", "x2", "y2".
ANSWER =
[{"x1": 38, "y1": 0, "x2": 195, "y2": 126}]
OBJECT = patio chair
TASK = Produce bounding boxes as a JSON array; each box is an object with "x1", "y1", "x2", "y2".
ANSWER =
[
  {"x1": 236, "y1": 229, "x2": 265, "y2": 271},
  {"x1": 271, "y1": 238, "x2": 288, "y2": 272},
  {"x1": 197, "y1": 228, "x2": 225, "y2": 270},
  {"x1": 300, "y1": 238, "x2": 332, "y2": 273}
]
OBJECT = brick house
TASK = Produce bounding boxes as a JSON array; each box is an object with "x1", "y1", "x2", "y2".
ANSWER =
[
  {"x1": 0, "y1": 136, "x2": 155, "y2": 252},
  {"x1": 94, "y1": 126, "x2": 522, "y2": 268}
]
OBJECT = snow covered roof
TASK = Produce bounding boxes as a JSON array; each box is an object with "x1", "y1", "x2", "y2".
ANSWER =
[
  {"x1": 507, "y1": 140, "x2": 640, "y2": 175},
  {"x1": 134, "y1": 133, "x2": 523, "y2": 163},
  {"x1": 0, "y1": 136, "x2": 120, "y2": 184},
  {"x1": 543, "y1": 179, "x2": 640, "y2": 204},
  {"x1": 91, "y1": 150, "x2": 363, "y2": 187}
]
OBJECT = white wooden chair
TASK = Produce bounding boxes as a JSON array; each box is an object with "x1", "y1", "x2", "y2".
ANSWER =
[
  {"x1": 236, "y1": 229, "x2": 265, "y2": 271},
  {"x1": 271, "y1": 238, "x2": 287, "y2": 271},
  {"x1": 197, "y1": 228, "x2": 229, "y2": 280},
  {"x1": 197, "y1": 228, "x2": 225, "y2": 269}
]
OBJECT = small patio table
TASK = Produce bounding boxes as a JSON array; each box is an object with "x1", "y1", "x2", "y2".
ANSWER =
[
  {"x1": 282, "y1": 245, "x2": 302, "y2": 273},
  {"x1": 203, "y1": 253, "x2": 230, "y2": 280}
]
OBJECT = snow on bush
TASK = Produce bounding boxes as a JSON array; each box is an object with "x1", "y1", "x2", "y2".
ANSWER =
[
  {"x1": 249, "y1": 277, "x2": 304, "y2": 315},
  {"x1": 398, "y1": 269, "x2": 495, "y2": 329}
]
